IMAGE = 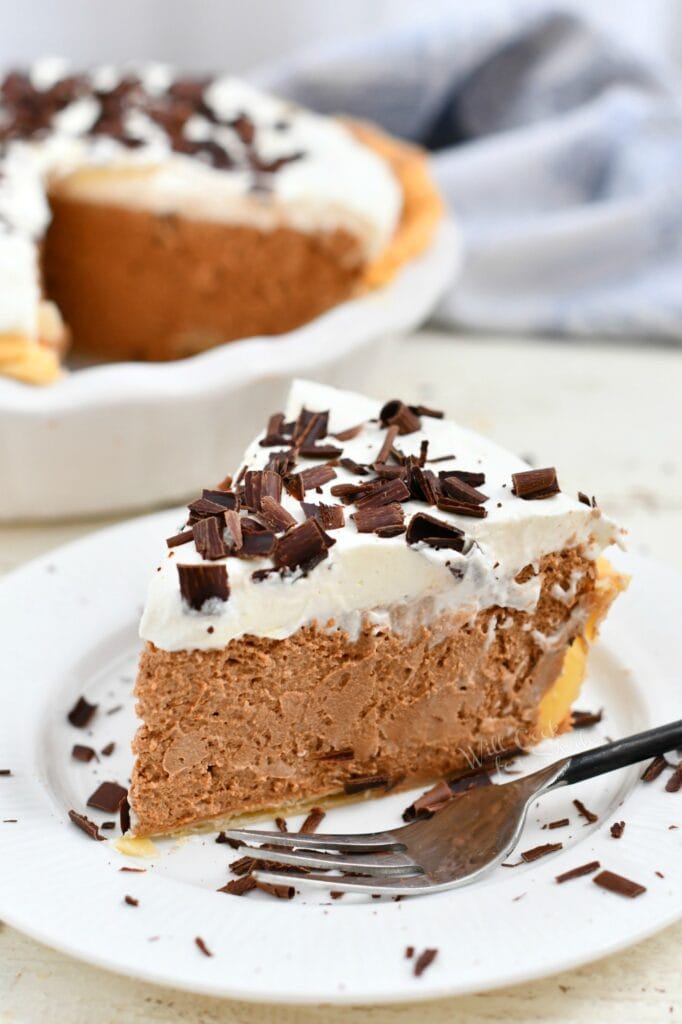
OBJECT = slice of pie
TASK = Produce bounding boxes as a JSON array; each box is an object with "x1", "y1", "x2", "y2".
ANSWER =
[{"x1": 130, "y1": 380, "x2": 626, "y2": 836}]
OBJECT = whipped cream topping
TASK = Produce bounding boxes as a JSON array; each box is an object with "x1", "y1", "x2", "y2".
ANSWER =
[
  {"x1": 0, "y1": 62, "x2": 402, "y2": 338},
  {"x1": 139, "y1": 380, "x2": 621, "y2": 652}
]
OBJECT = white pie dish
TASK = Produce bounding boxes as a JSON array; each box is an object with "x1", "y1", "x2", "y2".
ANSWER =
[{"x1": 0, "y1": 217, "x2": 460, "y2": 521}]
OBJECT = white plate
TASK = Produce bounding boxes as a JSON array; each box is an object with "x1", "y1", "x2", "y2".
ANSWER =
[
  {"x1": 0, "y1": 219, "x2": 460, "y2": 522},
  {"x1": 0, "y1": 512, "x2": 681, "y2": 1005}
]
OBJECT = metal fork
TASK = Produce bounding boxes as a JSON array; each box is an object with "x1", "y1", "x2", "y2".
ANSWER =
[{"x1": 227, "y1": 721, "x2": 682, "y2": 897}]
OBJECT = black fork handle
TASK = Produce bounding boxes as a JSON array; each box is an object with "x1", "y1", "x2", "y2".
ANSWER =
[{"x1": 554, "y1": 719, "x2": 682, "y2": 787}]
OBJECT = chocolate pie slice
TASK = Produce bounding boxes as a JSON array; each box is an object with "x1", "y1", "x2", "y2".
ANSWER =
[{"x1": 130, "y1": 380, "x2": 626, "y2": 835}]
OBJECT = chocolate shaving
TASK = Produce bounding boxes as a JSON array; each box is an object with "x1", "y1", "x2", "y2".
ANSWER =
[
  {"x1": 571, "y1": 708, "x2": 603, "y2": 728},
  {"x1": 201, "y1": 489, "x2": 238, "y2": 509},
  {"x1": 409, "y1": 404, "x2": 443, "y2": 419},
  {"x1": 333, "y1": 423, "x2": 364, "y2": 442},
  {"x1": 436, "y1": 497, "x2": 488, "y2": 518},
  {"x1": 376, "y1": 425, "x2": 399, "y2": 465},
  {"x1": 292, "y1": 408, "x2": 329, "y2": 446},
  {"x1": 438, "y1": 469, "x2": 486, "y2": 487},
  {"x1": 266, "y1": 449, "x2": 298, "y2": 477},
  {"x1": 100, "y1": 821, "x2": 116, "y2": 830},
  {"x1": 284, "y1": 464, "x2": 337, "y2": 499},
  {"x1": 195, "y1": 936, "x2": 213, "y2": 957},
  {"x1": 406, "y1": 512, "x2": 465, "y2": 551},
  {"x1": 578, "y1": 491, "x2": 591, "y2": 506},
  {"x1": 0, "y1": 769, "x2": 11, "y2": 776},
  {"x1": 352, "y1": 503, "x2": 404, "y2": 535},
  {"x1": 520, "y1": 842, "x2": 563, "y2": 862},
  {"x1": 166, "y1": 529, "x2": 194, "y2": 548},
  {"x1": 440, "y1": 475, "x2": 488, "y2": 505},
  {"x1": 406, "y1": 780, "x2": 453, "y2": 818},
  {"x1": 87, "y1": 781, "x2": 128, "y2": 814},
  {"x1": 301, "y1": 502, "x2": 345, "y2": 531},
  {"x1": 68, "y1": 809, "x2": 104, "y2": 841},
  {"x1": 298, "y1": 444, "x2": 343, "y2": 459},
  {"x1": 405, "y1": 945, "x2": 415, "y2": 958},
  {"x1": 243, "y1": 469, "x2": 282, "y2": 512},
  {"x1": 555, "y1": 860, "x2": 601, "y2": 883},
  {"x1": 193, "y1": 516, "x2": 228, "y2": 560},
  {"x1": 573, "y1": 798, "x2": 598, "y2": 824},
  {"x1": 178, "y1": 563, "x2": 229, "y2": 608},
  {"x1": 414, "y1": 948, "x2": 438, "y2": 977},
  {"x1": 124, "y1": 895, "x2": 139, "y2": 907},
  {"x1": 379, "y1": 400, "x2": 421, "y2": 435},
  {"x1": 373, "y1": 463, "x2": 408, "y2": 480},
  {"x1": 300, "y1": 807, "x2": 325, "y2": 833},
  {"x1": 273, "y1": 518, "x2": 333, "y2": 572},
  {"x1": 409, "y1": 465, "x2": 439, "y2": 505},
  {"x1": 187, "y1": 497, "x2": 232, "y2": 524},
  {"x1": 343, "y1": 774, "x2": 390, "y2": 795},
  {"x1": 355, "y1": 477, "x2": 411, "y2": 509},
  {"x1": 259, "y1": 495, "x2": 297, "y2": 532},
  {"x1": 511, "y1": 467, "x2": 560, "y2": 500},
  {"x1": 610, "y1": 820, "x2": 626, "y2": 838},
  {"x1": 256, "y1": 880, "x2": 295, "y2": 900},
  {"x1": 72, "y1": 744, "x2": 97, "y2": 763},
  {"x1": 216, "y1": 831, "x2": 243, "y2": 848},
  {"x1": 120, "y1": 866, "x2": 146, "y2": 872},
  {"x1": 223, "y1": 509, "x2": 243, "y2": 550},
  {"x1": 275, "y1": 816, "x2": 288, "y2": 833},
  {"x1": 592, "y1": 870, "x2": 646, "y2": 898},
  {"x1": 339, "y1": 457, "x2": 370, "y2": 476},
  {"x1": 219, "y1": 875, "x2": 257, "y2": 896},
  {"x1": 665, "y1": 765, "x2": 682, "y2": 793},
  {"x1": 543, "y1": 818, "x2": 570, "y2": 830},
  {"x1": 642, "y1": 755, "x2": 670, "y2": 782},
  {"x1": 67, "y1": 696, "x2": 98, "y2": 729},
  {"x1": 101, "y1": 742, "x2": 115, "y2": 757}
]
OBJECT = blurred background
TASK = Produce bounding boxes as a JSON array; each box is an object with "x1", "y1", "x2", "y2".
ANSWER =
[{"x1": 0, "y1": 0, "x2": 678, "y2": 82}]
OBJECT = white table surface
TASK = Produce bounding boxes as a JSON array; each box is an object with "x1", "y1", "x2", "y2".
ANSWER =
[{"x1": 2, "y1": 330, "x2": 681, "y2": 1023}]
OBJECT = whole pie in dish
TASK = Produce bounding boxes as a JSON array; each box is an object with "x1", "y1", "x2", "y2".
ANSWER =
[
  {"x1": 0, "y1": 61, "x2": 442, "y2": 385},
  {"x1": 129, "y1": 379, "x2": 626, "y2": 837}
]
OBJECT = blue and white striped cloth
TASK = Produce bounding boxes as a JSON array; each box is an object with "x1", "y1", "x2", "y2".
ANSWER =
[{"x1": 258, "y1": 4, "x2": 682, "y2": 340}]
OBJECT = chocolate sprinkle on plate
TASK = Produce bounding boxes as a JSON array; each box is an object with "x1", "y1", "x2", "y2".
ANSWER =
[
  {"x1": 275, "y1": 816, "x2": 288, "y2": 833},
  {"x1": 216, "y1": 831, "x2": 243, "y2": 849},
  {"x1": 511, "y1": 467, "x2": 560, "y2": 500},
  {"x1": 219, "y1": 875, "x2": 257, "y2": 896},
  {"x1": 405, "y1": 945, "x2": 415, "y2": 959},
  {"x1": 573, "y1": 798, "x2": 598, "y2": 824},
  {"x1": 101, "y1": 742, "x2": 115, "y2": 757},
  {"x1": 555, "y1": 860, "x2": 601, "y2": 883},
  {"x1": 256, "y1": 880, "x2": 295, "y2": 900},
  {"x1": 0, "y1": 769, "x2": 11, "y2": 776},
  {"x1": 86, "y1": 781, "x2": 128, "y2": 814},
  {"x1": 178, "y1": 563, "x2": 229, "y2": 609},
  {"x1": 124, "y1": 895, "x2": 139, "y2": 907},
  {"x1": 68, "y1": 809, "x2": 104, "y2": 841},
  {"x1": 610, "y1": 820, "x2": 626, "y2": 838},
  {"x1": 571, "y1": 708, "x2": 603, "y2": 729},
  {"x1": 413, "y1": 948, "x2": 438, "y2": 977},
  {"x1": 333, "y1": 423, "x2": 364, "y2": 442},
  {"x1": 520, "y1": 842, "x2": 563, "y2": 862},
  {"x1": 72, "y1": 744, "x2": 97, "y2": 763},
  {"x1": 120, "y1": 866, "x2": 146, "y2": 873},
  {"x1": 67, "y1": 696, "x2": 98, "y2": 729},
  {"x1": 195, "y1": 936, "x2": 213, "y2": 957},
  {"x1": 300, "y1": 807, "x2": 325, "y2": 833},
  {"x1": 642, "y1": 755, "x2": 670, "y2": 782},
  {"x1": 409, "y1": 404, "x2": 444, "y2": 419},
  {"x1": 665, "y1": 765, "x2": 682, "y2": 792},
  {"x1": 120, "y1": 797, "x2": 131, "y2": 834},
  {"x1": 543, "y1": 817, "x2": 570, "y2": 830},
  {"x1": 592, "y1": 870, "x2": 646, "y2": 898}
]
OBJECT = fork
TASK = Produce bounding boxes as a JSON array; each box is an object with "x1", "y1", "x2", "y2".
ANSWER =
[{"x1": 226, "y1": 720, "x2": 682, "y2": 897}]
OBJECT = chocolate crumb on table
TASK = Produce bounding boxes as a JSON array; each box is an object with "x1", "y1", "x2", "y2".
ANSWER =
[
  {"x1": 592, "y1": 870, "x2": 647, "y2": 898},
  {"x1": 556, "y1": 861, "x2": 601, "y2": 884},
  {"x1": 413, "y1": 948, "x2": 438, "y2": 977},
  {"x1": 573, "y1": 798, "x2": 598, "y2": 824}
]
